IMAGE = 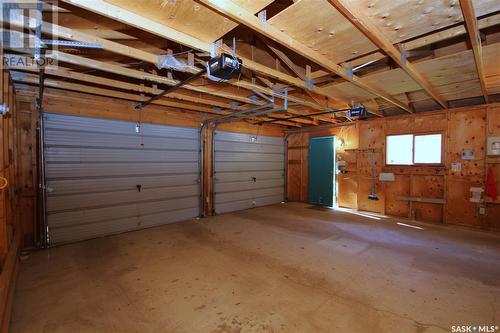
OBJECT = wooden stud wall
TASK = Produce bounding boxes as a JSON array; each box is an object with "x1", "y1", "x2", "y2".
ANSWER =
[
  {"x1": 0, "y1": 68, "x2": 22, "y2": 333},
  {"x1": 287, "y1": 104, "x2": 500, "y2": 230}
]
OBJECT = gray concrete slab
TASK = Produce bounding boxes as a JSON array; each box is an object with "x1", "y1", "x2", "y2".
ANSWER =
[{"x1": 10, "y1": 203, "x2": 500, "y2": 333}]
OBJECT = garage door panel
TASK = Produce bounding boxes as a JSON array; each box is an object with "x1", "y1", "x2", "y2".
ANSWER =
[
  {"x1": 45, "y1": 129, "x2": 199, "y2": 150},
  {"x1": 44, "y1": 113, "x2": 200, "y2": 245},
  {"x1": 216, "y1": 185, "x2": 284, "y2": 204},
  {"x1": 47, "y1": 185, "x2": 199, "y2": 212},
  {"x1": 214, "y1": 161, "x2": 283, "y2": 172},
  {"x1": 214, "y1": 131, "x2": 284, "y2": 214},
  {"x1": 215, "y1": 179, "x2": 284, "y2": 193},
  {"x1": 215, "y1": 194, "x2": 284, "y2": 214},
  {"x1": 215, "y1": 141, "x2": 284, "y2": 154},
  {"x1": 48, "y1": 195, "x2": 199, "y2": 228},
  {"x1": 46, "y1": 162, "x2": 198, "y2": 179},
  {"x1": 48, "y1": 174, "x2": 199, "y2": 194},
  {"x1": 45, "y1": 147, "x2": 198, "y2": 163},
  {"x1": 214, "y1": 151, "x2": 283, "y2": 162},
  {"x1": 214, "y1": 171, "x2": 283, "y2": 183},
  {"x1": 49, "y1": 207, "x2": 199, "y2": 245},
  {"x1": 214, "y1": 131, "x2": 282, "y2": 145}
]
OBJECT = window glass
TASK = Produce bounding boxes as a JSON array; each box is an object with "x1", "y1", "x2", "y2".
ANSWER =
[
  {"x1": 414, "y1": 134, "x2": 442, "y2": 164},
  {"x1": 386, "y1": 134, "x2": 413, "y2": 165}
]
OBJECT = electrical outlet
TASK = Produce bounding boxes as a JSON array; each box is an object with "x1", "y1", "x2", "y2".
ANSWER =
[{"x1": 479, "y1": 207, "x2": 486, "y2": 215}]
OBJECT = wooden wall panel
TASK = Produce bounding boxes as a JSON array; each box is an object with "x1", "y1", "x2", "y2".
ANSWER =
[
  {"x1": 286, "y1": 133, "x2": 308, "y2": 202},
  {"x1": 359, "y1": 121, "x2": 384, "y2": 149},
  {"x1": 445, "y1": 108, "x2": 487, "y2": 227},
  {"x1": 1, "y1": 69, "x2": 23, "y2": 333},
  {"x1": 384, "y1": 175, "x2": 410, "y2": 218},
  {"x1": 357, "y1": 122, "x2": 385, "y2": 213},
  {"x1": 446, "y1": 178, "x2": 481, "y2": 227},
  {"x1": 337, "y1": 173, "x2": 357, "y2": 209},
  {"x1": 16, "y1": 101, "x2": 37, "y2": 246},
  {"x1": 447, "y1": 109, "x2": 486, "y2": 180},
  {"x1": 411, "y1": 175, "x2": 444, "y2": 223},
  {"x1": 286, "y1": 104, "x2": 500, "y2": 231},
  {"x1": 485, "y1": 104, "x2": 500, "y2": 229},
  {"x1": 356, "y1": 151, "x2": 385, "y2": 213}
]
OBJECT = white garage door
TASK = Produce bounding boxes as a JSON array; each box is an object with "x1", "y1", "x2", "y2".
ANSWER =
[
  {"x1": 213, "y1": 130, "x2": 285, "y2": 214},
  {"x1": 43, "y1": 113, "x2": 200, "y2": 245}
]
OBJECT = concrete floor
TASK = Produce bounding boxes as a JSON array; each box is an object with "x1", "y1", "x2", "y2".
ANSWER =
[{"x1": 10, "y1": 203, "x2": 500, "y2": 333}]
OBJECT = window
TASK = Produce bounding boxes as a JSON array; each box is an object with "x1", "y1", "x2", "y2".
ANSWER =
[{"x1": 386, "y1": 133, "x2": 442, "y2": 165}]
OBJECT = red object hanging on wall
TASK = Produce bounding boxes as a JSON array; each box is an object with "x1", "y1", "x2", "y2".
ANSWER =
[{"x1": 485, "y1": 168, "x2": 497, "y2": 200}]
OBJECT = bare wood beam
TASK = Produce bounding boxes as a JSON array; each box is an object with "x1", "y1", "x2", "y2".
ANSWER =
[
  {"x1": 15, "y1": 73, "x2": 218, "y2": 113},
  {"x1": 23, "y1": 67, "x2": 316, "y2": 125},
  {"x1": 266, "y1": 43, "x2": 306, "y2": 80},
  {"x1": 14, "y1": 73, "x2": 302, "y2": 127},
  {"x1": 59, "y1": 0, "x2": 346, "y2": 109},
  {"x1": 19, "y1": 66, "x2": 231, "y2": 109},
  {"x1": 459, "y1": 0, "x2": 489, "y2": 103},
  {"x1": 5, "y1": 27, "x2": 323, "y2": 124},
  {"x1": 197, "y1": 0, "x2": 409, "y2": 112},
  {"x1": 263, "y1": 41, "x2": 350, "y2": 117},
  {"x1": 328, "y1": 0, "x2": 447, "y2": 109},
  {"x1": 44, "y1": 50, "x2": 260, "y2": 105},
  {"x1": 3, "y1": 11, "x2": 338, "y2": 111}
]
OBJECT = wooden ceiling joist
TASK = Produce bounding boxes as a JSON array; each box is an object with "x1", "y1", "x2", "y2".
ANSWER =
[
  {"x1": 459, "y1": 0, "x2": 489, "y2": 103},
  {"x1": 46, "y1": 50, "x2": 258, "y2": 105},
  {"x1": 59, "y1": 0, "x2": 349, "y2": 110},
  {"x1": 14, "y1": 73, "x2": 303, "y2": 127},
  {"x1": 19, "y1": 66, "x2": 231, "y2": 109},
  {"x1": 328, "y1": 0, "x2": 448, "y2": 109},
  {"x1": 18, "y1": 67, "x2": 317, "y2": 125},
  {"x1": 2, "y1": 12, "x2": 343, "y2": 116},
  {"x1": 196, "y1": 0, "x2": 410, "y2": 113},
  {"x1": 4, "y1": 26, "x2": 329, "y2": 125},
  {"x1": 3, "y1": 9, "x2": 344, "y2": 123}
]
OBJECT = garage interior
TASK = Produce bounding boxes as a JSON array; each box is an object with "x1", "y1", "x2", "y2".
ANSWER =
[{"x1": 1, "y1": 0, "x2": 500, "y2": 332}]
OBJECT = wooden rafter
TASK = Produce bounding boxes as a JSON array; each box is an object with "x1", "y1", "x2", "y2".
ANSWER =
[
  {"x1": 262, "y1": 41, "x2": 382, "y2": 118},
  {"x1": 2, "y1": 12, "x2": 344, "y2": 114},
  {"x1": 196, "y1": 0, "x2": 410, "y2": 113},
  {"x1": 328, "y1": 0, "x2": 447, "y2": 109},
  {"x1": 14, "y1": 72, "x2": 303, "y2": 127},
  {"x1": 4, "y1": 25, "x2": 332, "y2": 125},
  {"x1": 266, "y1": 43, "x2": 306, "y2": 80},
  {"x1": 459, "y1": 0, "x2": 489, "y2": 103},
  {"x1": 18, "y1": 67, "x2": 317, "y2": 125},
  {"x1": 59, "y1": 0, "x2": 349, "y2": 110}
]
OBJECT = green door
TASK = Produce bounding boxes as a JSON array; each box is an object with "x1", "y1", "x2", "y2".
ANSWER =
[{"x1": 308, "y1": 136, "x2": 335, "y2": 207}]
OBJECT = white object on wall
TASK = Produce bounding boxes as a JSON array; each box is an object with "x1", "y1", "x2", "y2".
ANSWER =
[
  {"x1": 379, "y1": 173, "x2": 395, "y2": 181},
  {"x1": 487, "y1": 137, "x2": 500, "y2": 156},
  {"x1": 461, "y1": 149, "x2": 475, "y2": 160},
  {"x1": 0, "y1": 104, "x2": 9, "y2": 116},
  {"x1": 470, "y1": 187, "x2": 484, "y2": 203}
]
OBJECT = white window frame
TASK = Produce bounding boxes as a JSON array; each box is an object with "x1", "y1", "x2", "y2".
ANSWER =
[{"x1": 386, "y1": 133, "x2": 443, "y2": 166}]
